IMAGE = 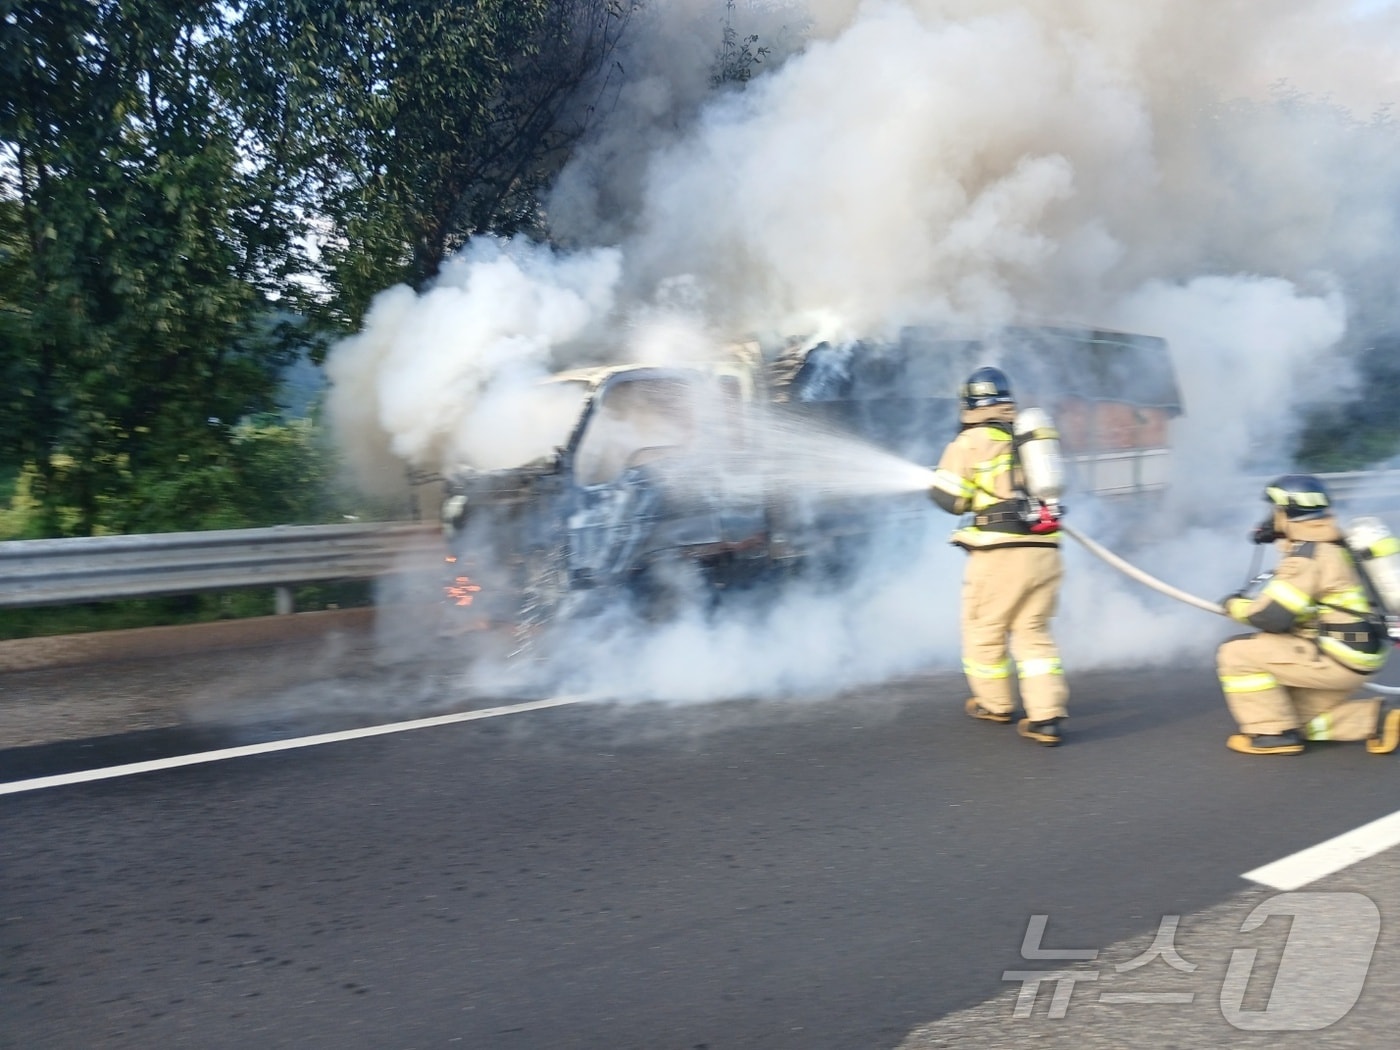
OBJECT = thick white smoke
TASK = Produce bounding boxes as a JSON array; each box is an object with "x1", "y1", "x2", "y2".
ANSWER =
[
  {"x1": 325, "y1": 0, "x2": 1400, "y2": 701},
  {"x1": 530, "y1": 526, "x2": 968, "y2": 702},
  {"x1": 323, "y1": 237, "x2": 623, "y2": 492}
]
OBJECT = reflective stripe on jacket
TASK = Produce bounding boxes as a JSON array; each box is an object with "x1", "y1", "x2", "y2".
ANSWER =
[
  {"x1": 1228, "y1": 537, "x2": 1386, "y2": 674},
  {"x1": 930, "y1": 406, "x2": 1058, "y2": 550}
]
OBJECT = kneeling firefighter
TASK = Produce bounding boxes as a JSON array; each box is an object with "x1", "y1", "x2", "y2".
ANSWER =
[
  {"x1": 1217, "y1": 474, "x2": 1400, "y2": 756},
  {"x1": 928, "y1": 366, "x2": 1068, "y2": 746}
]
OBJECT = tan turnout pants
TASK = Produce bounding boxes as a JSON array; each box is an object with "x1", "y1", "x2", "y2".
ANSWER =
[
  {"x1": 1217, "y1": 633, "x2": 1380, "y2": 739},
  {"x1": 961, "y1": 545, "x2": 1068, "y2": 722}
]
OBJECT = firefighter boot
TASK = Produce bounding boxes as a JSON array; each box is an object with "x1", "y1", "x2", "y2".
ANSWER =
[
  {"x1": 1226, "y1": 730, "x2": 1305, "y2": 756},
  {"x1": 1017, "y1": 717, "x2": 1063, "y2": 746},
  {"x1": 1366, "y1": 706, "x2": 1400, "y2": 755},
  {"x1": 965, "y1": 698, "x2": 1013, "y2": 724}
]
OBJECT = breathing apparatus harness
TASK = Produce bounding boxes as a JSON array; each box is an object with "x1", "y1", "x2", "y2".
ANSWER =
[
  {"x1": 1241, "y1": 513, "x2": 1400, "y2": 651},
  {"x1": 1013, "y1": 409, "x2": 1067, "y2": 534},
  {"x1": 958, "y1": 420, "x2": 1031, "y2": 535},
  {"x1": 1344, "y1": 517, "x2": 1400, "y2": 647},
  {"x1": 959, "y1": 413, "x2": 1065, "y2": 537},
  {"x1": 1241, "y1": 538, "x2": 1387, "y2": 658}
]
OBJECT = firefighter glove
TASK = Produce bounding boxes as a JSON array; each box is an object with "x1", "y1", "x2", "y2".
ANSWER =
[
  {"x1": 1222, "y1": 594, "x2": 1252, "y2": 622},
  {"x1": 1250, "y1": 518, "x2": 1280, "y2": 545}
]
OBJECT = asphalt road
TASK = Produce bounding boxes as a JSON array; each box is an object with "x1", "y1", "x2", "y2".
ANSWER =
[{"x1": 3, "y1": 648, "x2": 1400, "y2": 1050}]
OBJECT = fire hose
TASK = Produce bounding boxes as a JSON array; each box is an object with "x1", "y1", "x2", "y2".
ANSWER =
[
  {"x1": 1061, "y1": 523, "x2": 1400, "y2": 695},
  {"x1": 1060, "y1": 524, "x2": 1225, "y2": 615}
]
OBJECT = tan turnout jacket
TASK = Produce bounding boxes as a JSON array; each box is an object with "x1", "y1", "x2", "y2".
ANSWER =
[{"x1": 929, "y1": 404, "x2": 1059, "y2": 550}]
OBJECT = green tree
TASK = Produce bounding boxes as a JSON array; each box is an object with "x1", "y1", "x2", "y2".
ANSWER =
[
  {"x1": 0, "y1": 0, "x2": 308, "y2": 535},
  {"x1": 0, "y1": 0, "x2": 646, "y2": 536},
  {"x1": 248, "y1": 0, "x2": 637, "y2": 329},
  {"x1": 0, "y1": 195, "x2": 29, "y2": 467},
  {"x1": 1296, "y1": 337, "x2": 1400, "y2": 472},
  {"x1": 128, "y1": 414, "x2": 342, "y2": 532}
]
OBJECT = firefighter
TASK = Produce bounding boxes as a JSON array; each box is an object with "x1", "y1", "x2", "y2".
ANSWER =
[
  {"x1": 1217, "y1": 474, "x2": 1400, "y2": 756},
  {"x1": 929, "y1": 366, "x2": 1068, "y2": 746}
]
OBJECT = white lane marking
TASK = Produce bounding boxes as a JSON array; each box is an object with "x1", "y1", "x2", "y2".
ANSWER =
[
  {"x1": 1241, "y1": 810, "x2": 1400, "y2": 890},
  {"x1": 0, "y1": 695, "x2": 590, "y2": 797}
]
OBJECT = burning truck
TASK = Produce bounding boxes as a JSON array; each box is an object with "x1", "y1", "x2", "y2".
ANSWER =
[
  {"x1": 439, "y1": 352, "x2": 806, "y2": 637},
  {"x1": 437, "y1": 325, "x2": 1183, "y2": 641}
]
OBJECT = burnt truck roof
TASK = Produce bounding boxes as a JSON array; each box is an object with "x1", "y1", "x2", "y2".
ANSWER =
[
  {"x1": 772, "y1": 324, "x2": 1183, "y2": 414},
  {"x1": 547, "y1": 350, "x2": 763, "y2": 401}
]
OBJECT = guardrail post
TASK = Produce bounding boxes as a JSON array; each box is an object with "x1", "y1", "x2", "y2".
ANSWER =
[{"x1": 275, "y1": 586, "x2": 294, "y2": 616}]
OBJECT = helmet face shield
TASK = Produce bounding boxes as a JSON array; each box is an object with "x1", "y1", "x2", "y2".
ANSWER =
[
  {"x1": 1264, "y1": 473, "x2": 1331, "y2": 520},
  {"x1": 960, "y1": 366, "x2": 1014, "y2": 409}
]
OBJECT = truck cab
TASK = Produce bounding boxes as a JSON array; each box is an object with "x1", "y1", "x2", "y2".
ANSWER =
[{"x1": 440, "y1": 358, "x2": 777, "y2": 633}]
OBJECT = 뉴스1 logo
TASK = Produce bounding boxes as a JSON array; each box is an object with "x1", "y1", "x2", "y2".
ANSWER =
[
  {"x1": 1221, "y1": 892, "x2": 1379, "y2": 1031},
  {"x1": 1003, "y1": 891, "x2": 1380, "y2": 1032}
]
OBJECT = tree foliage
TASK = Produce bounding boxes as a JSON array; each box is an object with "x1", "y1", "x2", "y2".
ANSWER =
[
  {"x1": 125, "y1": 415, "x2": 343, "y2": 533},
  {"x1": 0, "y1": 1, "x2": 772, "y2": 541},
  {"x1": 0, "y1": 0, "x2": 307, "y2": 535},
  {"x1": 246, "y1": 0, "x2": 637, "y2": 329},
  {"x1": 1296, "y1": 337, "x2": 1400, "y2": 472}
]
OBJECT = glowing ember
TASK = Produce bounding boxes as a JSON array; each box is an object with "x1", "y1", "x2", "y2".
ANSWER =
[
  {"x1": 446, "y1": 575, "x2": 483, "y2": 606},
  {"x1": 444, "y1": 557, "x2": 484, "y2": 606}
]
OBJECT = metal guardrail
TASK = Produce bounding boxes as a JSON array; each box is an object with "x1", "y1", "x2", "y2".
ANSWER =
[
  {"x1": 1300, "y1": 470, "x2": 1400, "y2": 504},
  {"x1": 3, "y1": 470, "x2": 1399, "y2": 613},
  {"x1": 0, "y1": 522, "x2": 441, "y2": 612},
  {"x1": 1067, "y1": 449, "x2": 1171, "y2": 496}
]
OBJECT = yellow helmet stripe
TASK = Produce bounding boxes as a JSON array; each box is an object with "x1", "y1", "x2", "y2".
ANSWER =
[{"x1": 1265, "y1": 486, "x2": 1328, "y2": 508}]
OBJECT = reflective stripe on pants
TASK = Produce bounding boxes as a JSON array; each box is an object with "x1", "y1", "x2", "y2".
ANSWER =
[
  {"x1": 960, "y1": 545, "x2": 1068, "y2": 721},
  {"x1": 1216, "y1": 633, "x2": 1379, "y2": 738}
]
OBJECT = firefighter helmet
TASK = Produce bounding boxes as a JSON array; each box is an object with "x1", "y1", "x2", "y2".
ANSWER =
[
  {"x1": 1263, "y1": 474, "x2": 1332, "y2": 520},
  {"x1": 960, "y1": 366, "x2": 1014, "y2": 409}
]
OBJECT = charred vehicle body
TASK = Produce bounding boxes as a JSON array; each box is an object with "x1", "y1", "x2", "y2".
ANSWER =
[
  {"x1": 441, "y1": 360, "x2": 788, "y2": 633},
  {"x1": 769, "y1": 325, "x2": 1182, "y2": 497},
  {"x1": 439, "y1": 325, "x2": 1183, "y2": 635}
]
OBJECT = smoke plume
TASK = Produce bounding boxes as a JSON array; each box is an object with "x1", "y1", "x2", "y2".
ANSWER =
[{"x1": 325, "y1": 0, "x2": 1400, "y2": 702}]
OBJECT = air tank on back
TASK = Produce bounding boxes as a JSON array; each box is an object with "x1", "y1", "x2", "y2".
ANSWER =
[
  {"x1": 1346, "y1": 516, "x2": 1400, "y2": 642},
  {"x1": 1014, "y1": 407, "x2": 1065, "y2": 505}
]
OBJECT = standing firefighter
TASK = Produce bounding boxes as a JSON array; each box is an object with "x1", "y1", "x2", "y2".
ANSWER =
[
  {"x1": 1218, "y1": 474, "x2": 1400, "y2": 756},
  {"x1": 929, "y1": 367, "x2": 1069, "y2": 746}
]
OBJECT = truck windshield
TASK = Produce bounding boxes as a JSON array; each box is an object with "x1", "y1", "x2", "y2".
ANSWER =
[{"x1": 574, "y1": 377, "x2": 701, "y2": 486}]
